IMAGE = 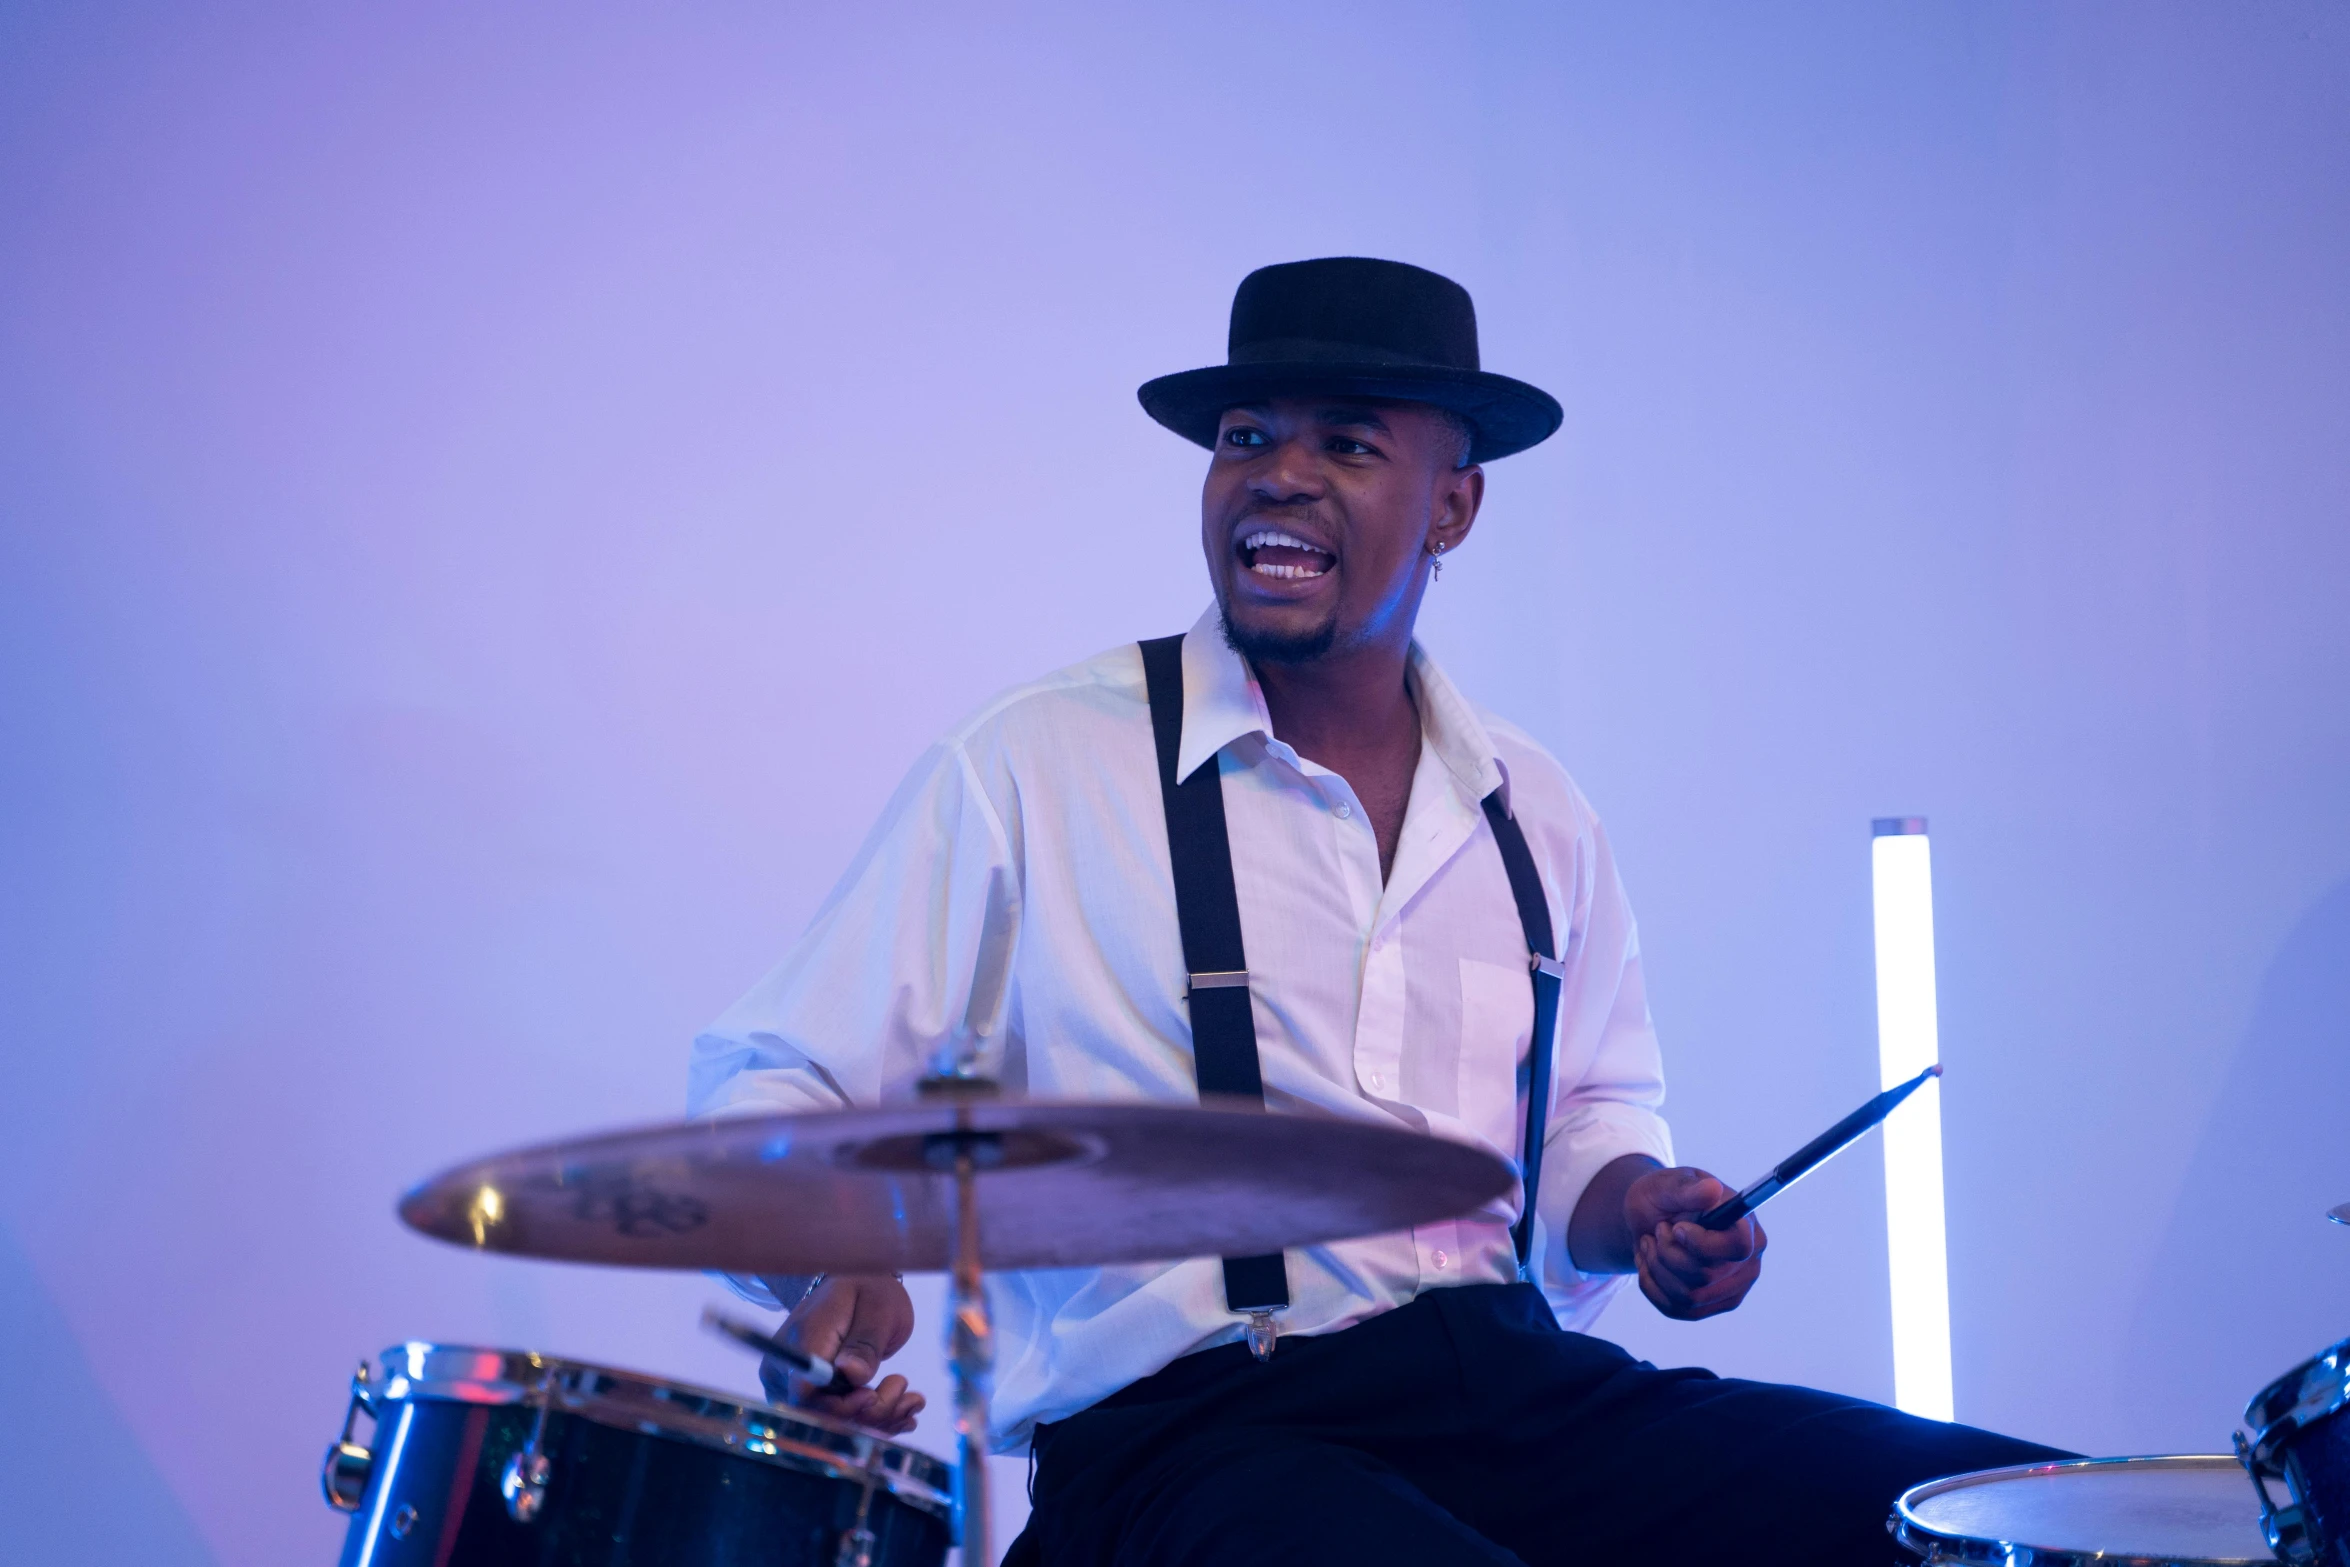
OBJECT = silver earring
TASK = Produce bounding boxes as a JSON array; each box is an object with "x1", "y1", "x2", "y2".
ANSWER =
[{"x1": 1429, "y1": 540, "x2": 1447, "y2": 580}]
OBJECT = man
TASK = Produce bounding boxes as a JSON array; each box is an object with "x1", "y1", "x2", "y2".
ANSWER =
[{"x1": 688, "y1": 257, "x2": 2064, "y2": 1566}]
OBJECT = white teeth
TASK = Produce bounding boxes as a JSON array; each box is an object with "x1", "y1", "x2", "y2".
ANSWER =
[
  {"x1": 1242, "y1": 528, "x2": 1328, "y2": 554},
  {"x1": 1241, "y1": 526, "x2": 1334, "y2": 582}
]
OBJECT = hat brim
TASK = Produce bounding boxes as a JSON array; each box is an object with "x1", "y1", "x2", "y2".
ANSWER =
[{"x1": 1137, "y1": 362, "x2": 1563, "y2": 464}]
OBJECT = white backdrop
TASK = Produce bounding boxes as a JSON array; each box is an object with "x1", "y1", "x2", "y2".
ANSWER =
[{"x1": 2, "y1": 4, "x2": 2346, "y2": 1562}]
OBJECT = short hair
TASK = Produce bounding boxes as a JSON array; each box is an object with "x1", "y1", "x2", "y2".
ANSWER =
[{"x1": 1436, "y1": 407, "x2": 1476, "y2": 470}]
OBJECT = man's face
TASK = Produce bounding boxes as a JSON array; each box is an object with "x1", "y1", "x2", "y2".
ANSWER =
[{"x1": 1203, "y1": 397, "x2": 1484, "y2": 666}]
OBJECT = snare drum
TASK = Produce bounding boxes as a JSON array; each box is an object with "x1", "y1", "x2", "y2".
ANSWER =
[
  {"x1": 2240, "y1": 1335, "x2": 2350, "y2": 1567},
  {"x1": 320, "y1": 1343, "x2": 953, "y2": 1567},
  {"x1": 1891, "y1": 1454, "x2": 2275, "y2": 1566}
]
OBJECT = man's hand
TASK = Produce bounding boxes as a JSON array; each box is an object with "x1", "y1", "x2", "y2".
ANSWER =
[
  {"x1": 1567, "y1": 1155, "x2": 1766, "y2": 1321},
  {"x1": 1624, "y1": 1166, "x2": 1766, "y2": 1321},
  {"x1": 758, "y1": 1274, "x2": 925, "y2": 1435}
]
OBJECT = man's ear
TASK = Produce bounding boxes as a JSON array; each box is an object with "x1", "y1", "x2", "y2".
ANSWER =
[{"x1": 1431, "y1": 464, "x2": 1484, "y2": 554}]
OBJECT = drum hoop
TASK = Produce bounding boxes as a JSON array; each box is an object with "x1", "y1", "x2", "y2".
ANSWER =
[
  {"x1": 1891, "y1": 1453, "x2": 2275, "y2": 1567},
  {"x1": 372, "y1": 1342, "x2": 954, "y2": 1519},
  {"x1": 2243, "y1": 1337, "x2": 2350, "y2": 1466}
]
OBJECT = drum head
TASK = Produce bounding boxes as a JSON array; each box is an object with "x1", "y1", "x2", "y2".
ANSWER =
[{"x1": 1893, "y1": 1455, "x2": 2274, "y2": 1567}]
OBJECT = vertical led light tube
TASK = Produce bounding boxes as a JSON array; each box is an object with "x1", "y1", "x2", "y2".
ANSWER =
[{"x1": 1871, "y1": 817, "x2": 1953, "y2": 1421}]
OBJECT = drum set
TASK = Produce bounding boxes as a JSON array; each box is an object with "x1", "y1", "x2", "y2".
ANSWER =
[
  {"x1": 320, "y1": 1077, "x2": 1515, "y2": 1565},
  {"x1": 319, "y1": 1075, "x2": 2350, "y2": 1567}
]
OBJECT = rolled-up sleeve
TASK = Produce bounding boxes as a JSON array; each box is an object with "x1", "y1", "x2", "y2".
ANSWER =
[
  {"x1": 687, "y1": 738, "x2": 1022, "y2": 1122},
  {"x1": 1531, "y1": 811, "x2": 1674, "y2": 1326}
]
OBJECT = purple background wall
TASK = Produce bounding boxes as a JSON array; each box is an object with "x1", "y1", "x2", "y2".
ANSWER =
[{"x1": 3, "y1": 4, "x2": 2346, "y2": 1561}]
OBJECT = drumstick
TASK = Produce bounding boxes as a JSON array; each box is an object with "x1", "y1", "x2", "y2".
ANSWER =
[
  {"x1": 1696, "y1": 1065, "x2": 1943, "y2": 1230},
  {"x1": 701, "y1": 1306, "x2": 857, "y2": 1397}
]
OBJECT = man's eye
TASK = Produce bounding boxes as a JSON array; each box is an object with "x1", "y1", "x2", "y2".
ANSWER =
[
  {"x1": 1327, "y1": 437, "x2": 1373, "y2": 455},
  {"x1": 1223, "y1": 428, "x2": 1266, "y2": 448}
]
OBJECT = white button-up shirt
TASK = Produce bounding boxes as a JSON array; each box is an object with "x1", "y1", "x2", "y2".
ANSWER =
[{"x1": 688, "y1": 607, "x2": 1672, "y2": 1447}]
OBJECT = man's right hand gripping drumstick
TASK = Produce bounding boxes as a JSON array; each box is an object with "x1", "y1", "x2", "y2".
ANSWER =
[{"x1": 758, "y1": 1274, "x2": 927, "y2": 1436}]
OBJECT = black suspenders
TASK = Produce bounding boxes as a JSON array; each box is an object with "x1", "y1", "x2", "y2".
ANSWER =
[
  {"x1": 1138, "y1": 635, "x2": 1567, "y2": 1339},
  {"x1": 1139, "y1": 637, "x2": 1292, "y2": 1329},
  {"x1": 1481, "y1": 795, "x2": 1565, "y2": 1276}
]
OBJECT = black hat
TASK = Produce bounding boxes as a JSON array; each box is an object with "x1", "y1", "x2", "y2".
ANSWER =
[{"x1": 1137, "y1": 257, "x2": 1563, "y2": 464}]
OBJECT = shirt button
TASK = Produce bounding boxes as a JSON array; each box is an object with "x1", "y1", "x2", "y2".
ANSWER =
[
  {"x1": 1432, "y1": 1249, "x2": 1450, "y2": 1269},
  {"x1": 1335, "y1": 803, "x2": 1353, "y2": 819},
  {"x1": 1366, "y1": 1071, "x2": 1384, "y2": 1091}
]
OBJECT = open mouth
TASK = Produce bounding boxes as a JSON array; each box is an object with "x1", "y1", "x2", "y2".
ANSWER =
[{"x1": 1239, "y1": 527, "x2": 1337, "y2": 581}]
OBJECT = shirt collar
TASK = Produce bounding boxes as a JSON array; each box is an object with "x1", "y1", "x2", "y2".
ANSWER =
[
  {"x1": 1176, "y1": 604, "x2": 1273, "y2": 782},
  {"x1": 1407, "y1": 641, "x2": 1509, "y2": 808},
  {"x1": 1175, "y1": 604, "x2": 1508, "y2": 806}
]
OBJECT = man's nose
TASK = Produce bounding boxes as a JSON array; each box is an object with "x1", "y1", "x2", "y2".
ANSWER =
[{"x1": 1248, "y1": 436, "x2": 1326, "y2": 504}]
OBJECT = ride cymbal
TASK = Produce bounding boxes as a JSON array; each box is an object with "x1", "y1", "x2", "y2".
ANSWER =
[{"x1": 398, "y1": 1095, "x2": 1517, "y2": 1275}]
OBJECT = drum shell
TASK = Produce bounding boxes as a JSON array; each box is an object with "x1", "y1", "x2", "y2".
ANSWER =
[
  {"x1": 2269, "y1": 1403, "x2": 2350, "y2": 1567},
  {"x1": 335, "y1": 1392, "x2": 951, "y2": 1567},
  {"x1": 2247, "y1": 1336, "x2": 2350, "y2": 1567}
]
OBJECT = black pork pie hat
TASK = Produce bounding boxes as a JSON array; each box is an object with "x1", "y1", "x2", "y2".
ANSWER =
[{"x1": 1137, "y1": 257, "x2": 1563, "y2": 464}]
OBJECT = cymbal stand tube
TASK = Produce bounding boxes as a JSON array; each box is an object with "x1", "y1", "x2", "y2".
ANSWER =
[{"x1": 948, "y1": 1143, "x2": 993, "y2": 1567}]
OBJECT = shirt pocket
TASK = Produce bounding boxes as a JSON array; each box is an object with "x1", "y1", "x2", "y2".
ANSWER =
[{"x1": 1457, "y1": 957, "x2": 1534, "y2": 1154}]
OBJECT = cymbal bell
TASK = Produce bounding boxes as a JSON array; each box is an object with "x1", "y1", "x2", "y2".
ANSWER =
[{"x1": 398, "y1": 1095, "x2": 1517, "y2": 1276}]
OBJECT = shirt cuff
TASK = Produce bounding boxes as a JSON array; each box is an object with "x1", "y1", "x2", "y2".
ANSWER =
[
  {"x1": 1537, "y1": 1101, "x2": 1676, "y2": 1310},
  {"x1": 715, "y1": 1272, "x2": 786, "y2": 1309}
]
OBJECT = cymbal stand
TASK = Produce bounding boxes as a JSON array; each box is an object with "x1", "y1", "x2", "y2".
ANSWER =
[{"x1": 925, "y1": 1107, "x2": 1001, "y2": 1567}]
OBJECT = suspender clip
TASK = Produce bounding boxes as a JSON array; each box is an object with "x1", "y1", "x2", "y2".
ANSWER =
[
  {"x1": 1186, "y1": 969, "x2": 1250, "y2": 996},
  {"x1": 1530, "y1": 953, "x2": 1566, "y2": 980},
  {"x1": 1243, "y1": 1310, "x2": 1281, "y2": 1363}
]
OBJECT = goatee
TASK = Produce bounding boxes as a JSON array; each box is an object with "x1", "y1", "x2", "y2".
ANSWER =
[{"x1": 1219, "y1": 605, "x2": 1338, "y2": 666}]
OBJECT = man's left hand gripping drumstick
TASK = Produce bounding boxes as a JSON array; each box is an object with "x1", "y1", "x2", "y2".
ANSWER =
[
  {"x1": 1570, "y1": 1156, "x2": 1770, "y2": 1320},
  {"x1": 1627, "y1": 1167, "x2": 1768, "y2": 1321}
]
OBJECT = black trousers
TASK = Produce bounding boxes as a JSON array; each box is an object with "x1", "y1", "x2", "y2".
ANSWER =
[{"x1": 1016, "y1": 1283, "x2": 2072, "y2": 1567}]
